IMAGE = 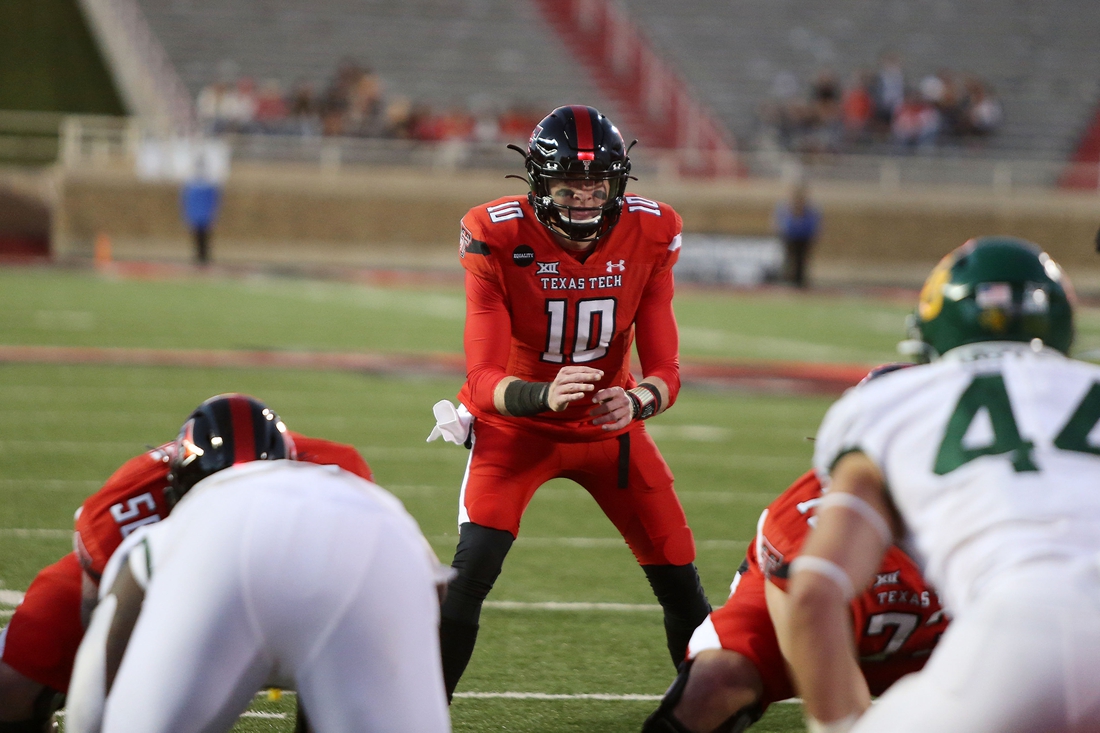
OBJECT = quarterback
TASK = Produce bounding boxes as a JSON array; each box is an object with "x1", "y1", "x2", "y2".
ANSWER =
[
  {"x1": 435, "y1": 105, "x2": 710, "y2": 698},
  {"x1": 784, "y1": 237, "x2": 1100, "y2": 733},
  {"x1": 0, "y1": 394, "x2": 371, "y2": 732}
]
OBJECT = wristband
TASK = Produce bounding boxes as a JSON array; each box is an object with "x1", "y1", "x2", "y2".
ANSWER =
[
  {"x1": 502, "y1": 380, "x2": 551, "y2": 416},
  {"x1": 789, "y1": 555, "x2": 856, "y2": 601},
  {"x1": 819, "y1": 492, "x2": 894, "y2": 545},
  {"x1": 627, "y1": 383, "x2": 660, "y2": 420}
]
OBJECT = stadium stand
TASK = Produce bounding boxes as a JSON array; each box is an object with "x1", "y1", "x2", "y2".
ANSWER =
[
  {"x1": 133, "y1": 0, "x2": 624, "y2": 137},
  {"x1": 616, "y1": 0, "x2": 1100, "y2": 160}
]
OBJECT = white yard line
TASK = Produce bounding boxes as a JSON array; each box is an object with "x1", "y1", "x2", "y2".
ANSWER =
[
  {"x1": 485, "y1": 601, "x2": 660, "y2": 612},
  {"x1": 427, "y1": 536, "x2": 750, "y2": 550},
  {"x1": 0, "y1": 528, "x2": 70, "y2": 539},
  {"x1": 454, "y1": 692, "x2": 664, "y2": 701}
]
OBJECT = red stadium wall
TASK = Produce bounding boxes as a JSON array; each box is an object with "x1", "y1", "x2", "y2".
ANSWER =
[{"x1": 1061, "y1": 102, "x2": 1100, "y2": 189}]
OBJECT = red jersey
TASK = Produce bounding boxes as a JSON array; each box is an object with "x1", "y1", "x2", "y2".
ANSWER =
[
  {"x1": 458, "y1": 194, "x2": 682, "y2": 441},
  {"x1": 755, "y1": 470, "x2": 947, "y2": 694},
  {"x1": 73, "y1": 433, "x2": 372, "y2": 579}
]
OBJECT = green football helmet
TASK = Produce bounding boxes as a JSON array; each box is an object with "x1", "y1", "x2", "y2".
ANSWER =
[{"x1": 911, "y1": 236, "x2": 1075, "y2": 359}]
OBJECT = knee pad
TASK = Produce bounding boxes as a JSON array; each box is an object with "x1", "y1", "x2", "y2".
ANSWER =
[{"x1": 441, "y1": 523, "x2": 514, "y2": 626}]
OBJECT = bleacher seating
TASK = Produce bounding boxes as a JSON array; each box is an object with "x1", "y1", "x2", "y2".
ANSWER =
[
  {"x1": 133, "y1": 0, "x2": 1100, "y2": 161},
  {"x1": 135, "y1": 0, "x2": 624, "y2": 134},
  {"x1": 617, "y1": 0, "x2": 1100, "y2": 159}
]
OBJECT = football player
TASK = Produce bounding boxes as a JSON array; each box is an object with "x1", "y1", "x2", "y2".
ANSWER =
[
  {"x1": 66, "y1": 394, "x2": 450, "y2": 733},
  {"x1": 783, "y1": 237, "x2": 1100, "y2": 732},
  {"x1": 434, "y1": 105, "x2": 710, "y2": 698},
  {"x1": 642, "y1": 368, "x2": 948, "y2": 733},
  {"x1": 0, "y1": 394, "x2": 372, "y2": 732}
]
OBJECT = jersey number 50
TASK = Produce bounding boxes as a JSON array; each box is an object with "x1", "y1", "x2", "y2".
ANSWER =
[
  {"x1": 542, "y1": 298, "x2": 617, "y2": 364},
  {"x1": 935, "y1": 376, "x2": 1100, "y2": 475}
]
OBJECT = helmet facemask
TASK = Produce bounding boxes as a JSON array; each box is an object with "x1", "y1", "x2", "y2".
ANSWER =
[{"x1": 528, "y1": 165, "x2": 629, "y2": 241}]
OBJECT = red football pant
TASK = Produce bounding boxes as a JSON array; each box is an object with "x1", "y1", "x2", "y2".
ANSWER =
[
  {"x1": 460, "y1": 417, "x2": 696, "y2": 566},
  {"x1": 2, "y1": 553, "x2": 84, "y2": 692},
  {"x1": 688, "y1": 566, "x2": 796, "y2": 709}
]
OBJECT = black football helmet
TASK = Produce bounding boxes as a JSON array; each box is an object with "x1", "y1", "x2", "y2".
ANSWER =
[
  {"x1": 516, "y1": 105, "x2": 632, "y2": 242},
  {"x1": 166, "y1": 393, "x2": 293, "y2": 508}
]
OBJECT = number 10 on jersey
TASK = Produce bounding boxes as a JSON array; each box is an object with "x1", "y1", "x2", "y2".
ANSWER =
[{"x1": 542, "y1": 298, "x2": 617, "y2": 364}]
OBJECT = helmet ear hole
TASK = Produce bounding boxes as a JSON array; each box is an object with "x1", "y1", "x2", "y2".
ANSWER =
[
  {"x1": 523, "y1": 105, "x2": 631, "y2": 242},
  {"x1": 167, "y1": 394, "x2": 290, "y2": 505}
]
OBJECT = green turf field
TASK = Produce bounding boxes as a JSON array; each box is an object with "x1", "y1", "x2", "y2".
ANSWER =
[{"x1": 1, "y1": 265, "x2": 1096, "y2": 732}]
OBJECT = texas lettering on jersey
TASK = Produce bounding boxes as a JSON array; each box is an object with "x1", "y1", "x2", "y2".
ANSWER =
[
  {"x1": 73, "y1": 434, "x2": 372, "y2": 579},
  {"x1": 754, "y1": 470, "x2": 948, "y2": 694},
  {"x1": 458, "y1": 194, "x2": 683, "y2": 441}
]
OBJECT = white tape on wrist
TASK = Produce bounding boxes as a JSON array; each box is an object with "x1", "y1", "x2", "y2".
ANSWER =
[
  {"x1": 819, "y1": 491, "x2": 894, "y2": 545},
  {"x1": 790, "y1": 555, "x2": 856, "y2": 601},
  {"x1": 806, "y1": 713, "x2": 859, "y2": 733}
]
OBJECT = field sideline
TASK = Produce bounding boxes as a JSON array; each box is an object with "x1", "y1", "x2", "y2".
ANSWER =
[{"x1": 2, "y1": 263, "x2": 1098, "y2": 733}]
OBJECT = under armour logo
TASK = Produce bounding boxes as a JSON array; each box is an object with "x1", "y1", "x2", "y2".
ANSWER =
[
  {"x1": 606, "y1": 260, "x2": 626, "y2": 273},
  {"x1": 537, "y1": 261, "x2": 560, "y2": 275}
]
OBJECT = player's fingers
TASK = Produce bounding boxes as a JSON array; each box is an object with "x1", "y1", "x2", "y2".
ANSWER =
[
  {"x1": 557, "y1": 381, "x2": 596, "y2": 394},
  {"x1": 592, "y1": 387, "x2": 623, "y2": 404},
  {"x1": 556, "y1": 366, "x2": 604, "y2": 383}
]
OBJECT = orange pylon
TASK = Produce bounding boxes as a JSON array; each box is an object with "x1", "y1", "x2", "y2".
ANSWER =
[{"x1": 93, "y1": 232, "x2": 112, "y2": 267}]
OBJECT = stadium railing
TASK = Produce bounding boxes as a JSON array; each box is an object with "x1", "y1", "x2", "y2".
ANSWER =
[
  {"x1": 0, "y1": 112, "x2": 66, "y2": 167},
  {"x1": 51, "y1": 114, "x2": 1100, "y2": 193},
  {"x1": 74, "y1": 0, "x2": 194, "y2": 133}
]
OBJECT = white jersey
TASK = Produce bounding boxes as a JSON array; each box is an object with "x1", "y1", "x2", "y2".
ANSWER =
[
  {"x1": 70, "y1": 459, "x2": 451, "y2": 733},
  {"x1": 814, "y1": 343, "x2": 1100, "y2": 616}
]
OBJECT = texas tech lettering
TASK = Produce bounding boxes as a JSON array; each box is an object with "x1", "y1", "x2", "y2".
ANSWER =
[{"x1": 539, "y1": 275, "x2": 623, "y2": 291}]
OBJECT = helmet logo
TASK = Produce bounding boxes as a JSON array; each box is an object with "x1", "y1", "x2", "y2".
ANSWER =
[
  {"x1": 918, "y1": 254, "x2": 954, "y2": 321},
  {"x1": 606, "y1": 259, "x2": 626, "y2": 273}
]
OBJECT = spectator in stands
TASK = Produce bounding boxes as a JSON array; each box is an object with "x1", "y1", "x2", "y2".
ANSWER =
[
  {"x1": 964, "y1": 78, "x2": 1003, "y2": 138},
  {"x1": 196, "y1": 81, "x2": 227, "y2": 135},
  {"x1": 927, "y1": 69, "x2": 966, "y2": 139},
  {"x1": 892, "y1": 88, "x2": 940, "y2": 152},
  {"x1": 841, "y1": 70, "x2": 875, "y2": 144},
  {"x1": 774, "y1": 181, "x2": 821, "y2": 289},
  {"x1": 802, "y1": 69, "x2": 843, "y2": 154},
  {"x1": 222, "y1": 77, "x2": 258, "y2": 133},
  {"x1": 498, "y1": 104, "x2": 544, "y2": 143},
  {"x1": 383, "y1": 96, "x2": 415, "y2": 139},
  {"x1": 254, "y1": 79, "x2": 288, "y2": 133},
  {"x1": 872, "y1": 53, "x2": 905, "y2": 135},
  {"x1": 289, "y1": 81, "x2": 322, "y2": 136},
  {"x1": 346, "y1": 67, "x2": 385, "y2": 136}
]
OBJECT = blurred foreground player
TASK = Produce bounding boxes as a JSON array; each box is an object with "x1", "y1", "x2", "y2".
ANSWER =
[
  {"x1": 0, "y1": 394, "x2": 371, "y2": 732},
  {"x1": 432, "y1": 105, "x2": 710, "y2": 698},
  {"x1": 66, "y1": 395, "x2": 450, "y2": 733},
  {"x1": 642, "y1": 368, "x2": 947, "y2": 733},
  {"x1": 784, "y1": 237, "x2": 1099, "y2": 733}
]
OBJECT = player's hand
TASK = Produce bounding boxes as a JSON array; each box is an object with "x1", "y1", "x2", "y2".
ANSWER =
[
  {"x1": 547, "y1": 367, "x2": 604, "y2": 412},
  {"x1": 589, "y1": 386, "x2": 633, "y2": 431}
]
